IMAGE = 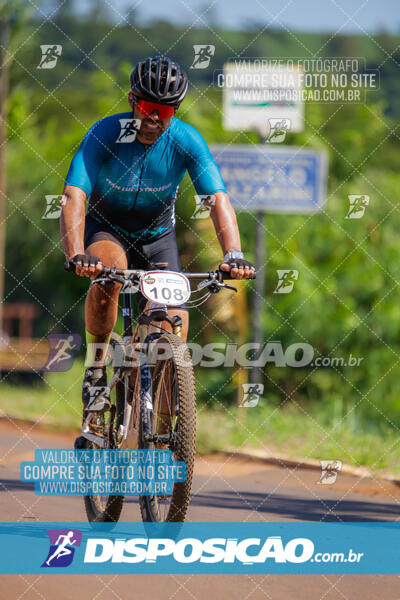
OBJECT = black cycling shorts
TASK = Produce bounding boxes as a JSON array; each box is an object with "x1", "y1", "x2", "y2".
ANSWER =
[{"x1": 84, "y1": 215, "x2": 188, "y2": 313}]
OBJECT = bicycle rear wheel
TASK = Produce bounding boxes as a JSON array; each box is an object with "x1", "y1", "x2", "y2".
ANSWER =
[{"x1": 139, "y1": 333, "x2": 196, "y2": 522}]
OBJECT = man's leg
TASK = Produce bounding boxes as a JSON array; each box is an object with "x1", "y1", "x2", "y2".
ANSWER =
[
  {"x1": 85, "y1": 239, "x2": 127, "y2": 352},
  {"x1": 83, "y1": 240, "x2": 127, "y2": 407}
]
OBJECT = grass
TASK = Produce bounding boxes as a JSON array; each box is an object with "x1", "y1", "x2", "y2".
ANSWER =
[
  {"x1": 196, "y1": 402, "x2": 400, "y2": 478},
  {"x1": 0, "y1": 360, "x2": 84, "y2": 430},
  {"x1": 1, "y1": 360, "x2": 399, "y2": 477}
]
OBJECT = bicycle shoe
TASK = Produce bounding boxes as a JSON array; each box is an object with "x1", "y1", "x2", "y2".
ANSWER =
[{"x1": 82, "y1": 367, "x2": 111, "y2": 412}]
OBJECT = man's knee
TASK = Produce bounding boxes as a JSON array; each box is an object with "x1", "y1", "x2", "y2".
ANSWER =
[
  {"x1": 89, "y1": 278, "x2": 120, "y2": 300},
  {"x1": 86, "y1": 240, "x2": 128, "y2": 270},
  {"x1": 85, "y1": 240, "x2": 127, "y2": 304}
]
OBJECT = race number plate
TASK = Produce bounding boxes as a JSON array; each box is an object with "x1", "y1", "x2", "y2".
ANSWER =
[{"x1": 140, "y1": 271, "x2": 191, "y2": 306}]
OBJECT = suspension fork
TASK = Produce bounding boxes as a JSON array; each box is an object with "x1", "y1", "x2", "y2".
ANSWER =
[
  {"x1": 137, "y1": 302, "x2": 183, "y2": 337},
  {"x1": 172, "y1": 315, "x2": 182, "y2": 337}
]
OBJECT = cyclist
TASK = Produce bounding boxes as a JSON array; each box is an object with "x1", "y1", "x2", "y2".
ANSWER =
[{"x1": 60, "y1": 55, "x2": 255, "y2": 409}]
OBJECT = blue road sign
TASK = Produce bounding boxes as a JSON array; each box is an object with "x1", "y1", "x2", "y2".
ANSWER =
[{"x1": 210, "y1": 144, "x2": 328, "y2": 213}]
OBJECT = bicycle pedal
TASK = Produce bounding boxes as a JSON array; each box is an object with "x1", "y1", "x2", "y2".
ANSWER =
[{"x1": 79, "y1": 430, "x2": 106, "y2": 449}]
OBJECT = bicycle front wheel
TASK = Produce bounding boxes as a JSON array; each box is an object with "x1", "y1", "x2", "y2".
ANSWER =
[
  {"x1": 80, "y1": 333, "x2": 126, "y2": 523},
  {"x1": 139, "y1": 333, "x2": 196, "y2": 522}
]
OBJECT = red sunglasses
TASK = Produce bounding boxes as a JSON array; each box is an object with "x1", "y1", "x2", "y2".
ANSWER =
[{"x1": 134, "y1": 97, "x2": 176, "y2": 119}]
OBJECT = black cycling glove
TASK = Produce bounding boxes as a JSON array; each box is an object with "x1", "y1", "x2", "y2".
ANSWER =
[
  {"x1": 66, "y1": 254, "x2": 101, "y2": 273},
  {"x1": 222, "y1": 257, "x2": 255, "y2": 271},
  {"x1": 220, "y1": 251, "x2": 254, "y2": 272}
]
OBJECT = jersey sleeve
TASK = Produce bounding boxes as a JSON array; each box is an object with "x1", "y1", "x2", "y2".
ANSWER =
[
  {"x1": 64, "y1": 118, "x2": 114, "y2": 197},
  {"x1": 182, "y1": 124, "x2": 227, "y2": 196}
]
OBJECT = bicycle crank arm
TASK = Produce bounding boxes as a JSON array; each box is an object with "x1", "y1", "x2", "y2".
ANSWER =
[
  {"x1": 80, "y1": 430, "x2": 106, "y2": 448},
  {"x1": 81, "y1": 413, "x2": 107, "y2": 447}
]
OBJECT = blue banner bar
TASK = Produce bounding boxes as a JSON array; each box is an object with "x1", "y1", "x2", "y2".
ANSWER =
[{"x1": 0, "y1": 522, "x2": 398, "y2": 574}]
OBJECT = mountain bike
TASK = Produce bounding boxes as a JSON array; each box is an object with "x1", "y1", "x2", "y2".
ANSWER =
[{"x1": 65, "y1": 261, "x2": 251, "y2": 523}]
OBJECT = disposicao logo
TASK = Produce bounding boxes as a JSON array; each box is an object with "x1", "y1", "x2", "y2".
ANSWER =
[
  {"x1": 41, "y1": 529, "x2": 82, "y2": 568},
  {"x1": 83, "y1": 536, "x2": 314, "y2": 564}
]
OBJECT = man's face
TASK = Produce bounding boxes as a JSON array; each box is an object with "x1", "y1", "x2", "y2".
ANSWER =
[{"x1": 128, "y1": 92, "x2": 174, "y2": 144}]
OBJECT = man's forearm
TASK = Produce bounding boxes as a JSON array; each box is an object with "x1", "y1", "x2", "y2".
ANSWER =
[
  {"x1": 60, "y1": 185, "x2": 87, "y2": 259},
  {"x1": 208, "y1": 192, "x2": 241, "y2": 255}
]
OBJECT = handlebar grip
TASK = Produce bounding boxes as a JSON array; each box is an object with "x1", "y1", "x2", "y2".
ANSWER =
[
  {"x1": 64, "y1": 259, "x2": 106, "y2": 274},
  {"x1": 218, "y1": 269, "x2": 256, "y2": 281},
  {"x1": 64, "y1": 259, "x2": 76, "y2": 273}
]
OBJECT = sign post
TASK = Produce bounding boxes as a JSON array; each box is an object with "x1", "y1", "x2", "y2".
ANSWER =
[
  {"x1": 0, "y1": 17, "x2": 10, "y2": 337},
  {"x1": 252, "y1": 130, "x2": 267, "y2": 386},
  {"x1": 252, "y1": 209, "x2": 266, "y2": 384}
]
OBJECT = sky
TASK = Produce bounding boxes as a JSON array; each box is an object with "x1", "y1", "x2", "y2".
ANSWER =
[{"x1": 97, "y1": 0, "x2": 400, "y2": 34}]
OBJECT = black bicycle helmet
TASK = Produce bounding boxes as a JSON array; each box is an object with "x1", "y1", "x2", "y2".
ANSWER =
[{"x1": 130, "y1": 56, "x2": 188, "y2": 106}]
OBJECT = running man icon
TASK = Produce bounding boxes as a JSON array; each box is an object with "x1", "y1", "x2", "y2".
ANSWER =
[
  {"x1": 41, "y1": 529, "x2": 82, "y2": 568},
  {"x1": 42, "y1": 194, "x2": 66, "y2": 219},
  {"x1": 317, "y1": 460, "x2": 342, "y2": 485},
  {"x1": 240, "y1": 383, "x2": 264, "y2": 407},
  {"x1": 191, "y1": 45, "x2": 215, "y2": 69},
  {"x1": 43, "y1": 334, "x2": 81, "y2": 372},
  {"x1": 37, "y1": 45, "x2": 62, "y2": 69},
  {"x1": 267, "y1": 119, "x2": 291, "y2": 143},
  {"x1": 345, "y1": 195, "x2": 370, "y2": 219},
  {"x1": 116, "y1": 118, "x2": 140, "y2": 143},
  {"x1": 274, "y1": 270, "x2": 299, "y2": 294},
  {"x1": 46, "y1": 532, "x2": 76, "y2": 566}
]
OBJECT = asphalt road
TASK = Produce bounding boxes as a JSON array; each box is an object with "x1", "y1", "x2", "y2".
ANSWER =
[{"x1": 0, "y1": 420, "x2": 399, "y2": 599}]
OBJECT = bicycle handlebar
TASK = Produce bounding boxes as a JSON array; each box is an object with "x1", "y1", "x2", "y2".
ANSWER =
[{"x1": 64, "y1": 260, "x2": 256, "y2": 280}]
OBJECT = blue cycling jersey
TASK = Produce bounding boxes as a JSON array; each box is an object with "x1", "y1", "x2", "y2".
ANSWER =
[{"x1": 65, "y1": 112, "x2": 226, "y2": 240}]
